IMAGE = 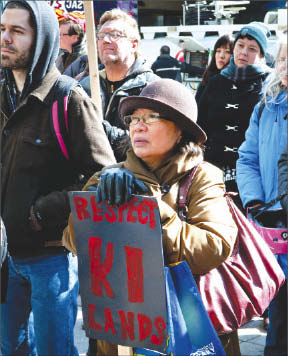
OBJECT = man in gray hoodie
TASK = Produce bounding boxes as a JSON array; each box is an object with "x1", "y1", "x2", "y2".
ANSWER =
[{"x1": 0, "y1": 1, "x2": 115, "y2": 355}]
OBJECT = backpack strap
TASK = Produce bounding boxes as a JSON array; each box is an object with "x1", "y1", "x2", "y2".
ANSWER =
[
  {"x1": 258, "y1": 100, "x2": 265, "y2": 120},
  {"x1": 177, "y1": 164, "x2": 200, "y2": 221},
  {"x1": 49, "y1": 75, "x2": 79, "y2": 160}
]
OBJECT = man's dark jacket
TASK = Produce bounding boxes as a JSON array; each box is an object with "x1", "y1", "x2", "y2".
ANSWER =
[
  {"x1": 80, "y1": 58, "x2": 158, "y2": 160},
  {"x1": 1, "y1": 0, "x2": 115, "y2": 257},
  {"x1": 151, "y1": 54, "x2": 204, "y2": 82}
]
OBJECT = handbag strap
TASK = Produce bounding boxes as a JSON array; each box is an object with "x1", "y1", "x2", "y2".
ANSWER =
[
  {"x1": 177, "y1": 164, "x2": 200, "y2": 221},
  {"x1": 177, "y1": 165, "x2": 241, "y2": 256}
]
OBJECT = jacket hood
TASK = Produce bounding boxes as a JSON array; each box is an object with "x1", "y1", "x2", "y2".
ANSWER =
[
  {"x1": 3, "y1": 0, "x2": 60, "y2": 101},
  {"x1": 126, "y1": 57, "x2": 153, "y2": 78}
]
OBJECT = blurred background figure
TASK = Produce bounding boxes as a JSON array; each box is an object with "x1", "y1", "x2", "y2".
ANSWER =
[
  {"x1": 195, "y1": 34, "x2": 234, "y2": 102},
  {"x1": 175, "y1": 39, "x2": 185, "y2": 62},
  {"x1": 56, "y1": 18, "x2": 86, "y2": 74},
  {"x1": 237, "y1": 34, "x2": 287, "y2": 356},
  {"x1": 151, "y1": 45, "x2": 204, "y2": 82}
]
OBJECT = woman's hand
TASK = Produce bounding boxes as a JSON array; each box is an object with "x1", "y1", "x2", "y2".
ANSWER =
[{"x1": 88, "y1": 168, "x2": 148, "y2": 206}]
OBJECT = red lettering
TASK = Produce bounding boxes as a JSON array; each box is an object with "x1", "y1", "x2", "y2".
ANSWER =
[
  {"x1": 118, "y1": 203, "x2": 128, "y2": 222},
  {"x1": 73, "y1": 197, "x2": 90, "y2": 220},
  {"x1": 138, "y1": 202, "x2": 148, "y2": 225},
  {"x1": 143, "y1": 199, "x2": 157, "y2": 229},
  {"x1": 151, "y1": 317, "x2": 166, "y2": 345},
  {"x1": 127, "y1": 198, "x2": 138, "y2": 223},
  {"x1": 118, "y1": 310, "x2": 135, "y2": 340},
  {"x1": 90, "y1": 196, "x2": 103, "y2": 222},
  {"x1": 125, "y1": 246, "x2": 144, "y2": 303},
  {"x1": 104, "y1": 202, "x2": 117, "y2": 223},
  {"x1": 88, "y1": 237, "x2": 114, "y2": 298},
  {"x1": 138, "y1": 313, "x2": 152, "y2": 341},
  {"x1": 104, "y1": 307, "x2": 116, "y2": 335},
  {"x1": 88, "y1": 304, "x2": 102, "y2": 331}
]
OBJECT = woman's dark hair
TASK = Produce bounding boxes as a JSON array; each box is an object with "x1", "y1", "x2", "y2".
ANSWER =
[
  {"x1": 201, "y1": 34, "x2": 233, "y2": 86},
  {"x1": 60, "y1": 19, "x2": 84, "y2": 44},
  {"x1": 116, "y1": 133, "x2": 204, "y2": 162}
]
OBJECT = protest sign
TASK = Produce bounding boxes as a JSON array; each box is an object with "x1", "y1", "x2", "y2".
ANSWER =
[{"x1": 69, "y1": 192, "x2": 168, "y2": 354}]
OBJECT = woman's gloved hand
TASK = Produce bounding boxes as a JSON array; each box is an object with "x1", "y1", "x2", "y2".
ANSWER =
[{"x1": 87, "y1": 168, "x2": 148, "y2": 206}]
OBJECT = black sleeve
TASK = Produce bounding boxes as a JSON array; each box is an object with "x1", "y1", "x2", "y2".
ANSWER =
[
  {"x1": 195, "y1": 82, "x2": 204, "y2": 103},
  {"x1": 278, "y1": 143, "x2": 288, "y2": 213},
  {"x1": 196, "y1": 81, "x2": 211, "y2": 132}
]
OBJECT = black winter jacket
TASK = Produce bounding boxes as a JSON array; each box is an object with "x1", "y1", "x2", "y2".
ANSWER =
[
  {"x1": 197, "y1": 72, "x2": 268, "y2": 191},
  {"x1": 81, "y1": 58, "x2": 158, "y2": 160}
]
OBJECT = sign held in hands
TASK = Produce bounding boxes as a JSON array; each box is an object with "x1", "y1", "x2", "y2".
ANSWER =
[{"x1": 69, "y1": 191, "x2": 168, "y2": 354}]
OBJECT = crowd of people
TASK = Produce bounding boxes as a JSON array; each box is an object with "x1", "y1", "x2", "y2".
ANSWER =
[{"x1": 0, "y1": 1, "x2": 287, "y2": 356}]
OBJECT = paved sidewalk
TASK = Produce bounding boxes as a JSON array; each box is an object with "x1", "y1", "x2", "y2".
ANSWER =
[{"x1": 75, "y1": 297, "x2": 267, "y2": 356}]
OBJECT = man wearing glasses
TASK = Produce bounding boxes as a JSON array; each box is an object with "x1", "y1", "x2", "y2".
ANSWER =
[
  {"x1": 56, "y1": 18, "x2": 87, "y2": 74},
  {"x1": 80, "y1": 8, "x2": 158, "y2": 162}
]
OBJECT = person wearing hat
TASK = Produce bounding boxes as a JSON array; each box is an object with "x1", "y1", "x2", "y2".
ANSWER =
[
  {"x1": 63, "y1": 78, "x2": 239, "y2": 355},
  {"x1": 197, "y1": 22, "x2": 271, "y2": 208}
]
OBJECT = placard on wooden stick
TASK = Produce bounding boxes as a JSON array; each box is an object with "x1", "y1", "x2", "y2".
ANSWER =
[{"x1": 69, "y1": 192, "x2": 168, "y2": 354}]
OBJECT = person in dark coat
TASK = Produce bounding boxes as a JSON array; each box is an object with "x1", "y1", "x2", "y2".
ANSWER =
[
  {"x1": 151, "y1": 45, "x2": 204, "y2": 82},
  {"x1": 56, "y1": 18, "x2": 87, "y2": 74},
  {"x1": 195, "y1": 34, "x2": 233, "y2": 102},
  {"x1": 197, "y1": 22, "x2": 271, "y2": 204}
]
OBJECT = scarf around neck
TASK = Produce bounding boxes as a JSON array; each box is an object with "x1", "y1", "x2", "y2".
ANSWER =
[{"x1": 221, "y1": 56, "x2": 270, "y2": 82}]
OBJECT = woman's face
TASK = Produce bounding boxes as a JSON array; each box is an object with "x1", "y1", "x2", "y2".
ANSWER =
[
  {"x1": 215, "y1": 45, "x2": 231, "y2": 70},
  {"x1": 277, "y1": 44, "x2": 287, "y2": 88},
  {"x1": 129, "y1": 108, "x2": 182, "y2": 170},
  {"x1": 233, "y1": 37, "x2": 263, "y2": 67}
]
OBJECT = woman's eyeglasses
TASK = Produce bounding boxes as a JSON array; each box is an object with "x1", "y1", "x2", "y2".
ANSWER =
[{"x1": 124, "y1": 113, "x2": 167, "y2": 127}]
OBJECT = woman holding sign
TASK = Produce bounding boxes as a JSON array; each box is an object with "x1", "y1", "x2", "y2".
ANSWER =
[{"x1": 63, "y1": 78, "x2": 239, "y2": 355}]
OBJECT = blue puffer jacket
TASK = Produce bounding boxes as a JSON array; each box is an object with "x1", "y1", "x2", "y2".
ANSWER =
[
  {"x1": 237, "y1": 91, "x2": 287, "y2": 274},
  {"x1": 237, "y1": 91, "x2": 287, "y2": 209}
]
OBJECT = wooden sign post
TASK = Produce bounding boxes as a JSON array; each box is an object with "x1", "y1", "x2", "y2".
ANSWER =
[
  {"x1": 69, "y1": 192, "x2": 168, "y2": 355},
  {"x1": 83, "y1": 1, "x2": 102, "y2": 115}
]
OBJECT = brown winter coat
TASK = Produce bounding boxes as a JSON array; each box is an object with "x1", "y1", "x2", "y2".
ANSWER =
[
  {"x1": 63, "y1": 148, "x2": 238, "y2": 355},
  {"x1": 1, "y1": 66, "x2": 116, "y2": 257}
]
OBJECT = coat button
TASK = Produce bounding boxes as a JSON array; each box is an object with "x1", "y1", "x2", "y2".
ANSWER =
[{"x1": 161, "y1": 185, "x2": 170, "y2": 194}]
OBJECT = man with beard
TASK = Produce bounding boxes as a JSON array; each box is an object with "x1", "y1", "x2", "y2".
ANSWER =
[
  {"x1": 0, "y1": 1, "x2": 115, "y2": 355},
  {"x1": 80, "y1": 8, "x2": 158, "y2": 162}
]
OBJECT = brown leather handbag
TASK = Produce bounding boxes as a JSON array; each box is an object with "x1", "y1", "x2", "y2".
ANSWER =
[{"x1": 177, "y1": 164, "x2": 286, "y2": 334}]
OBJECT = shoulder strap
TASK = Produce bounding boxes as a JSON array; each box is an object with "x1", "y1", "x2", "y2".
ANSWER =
[
  {"x1": 177, "y1": 164, "x2": 200, "y2": 221},
  {"x1": 258, "y1": 100, "x2": 265, "y2": 120},
  {"x1": 49, "y1": 75, "x2": 79, "y2": 160}
]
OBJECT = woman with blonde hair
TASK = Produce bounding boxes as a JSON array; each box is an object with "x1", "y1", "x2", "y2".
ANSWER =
[{"x1": 237, "y1": 33, "x2": 287, "y2": 356}]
